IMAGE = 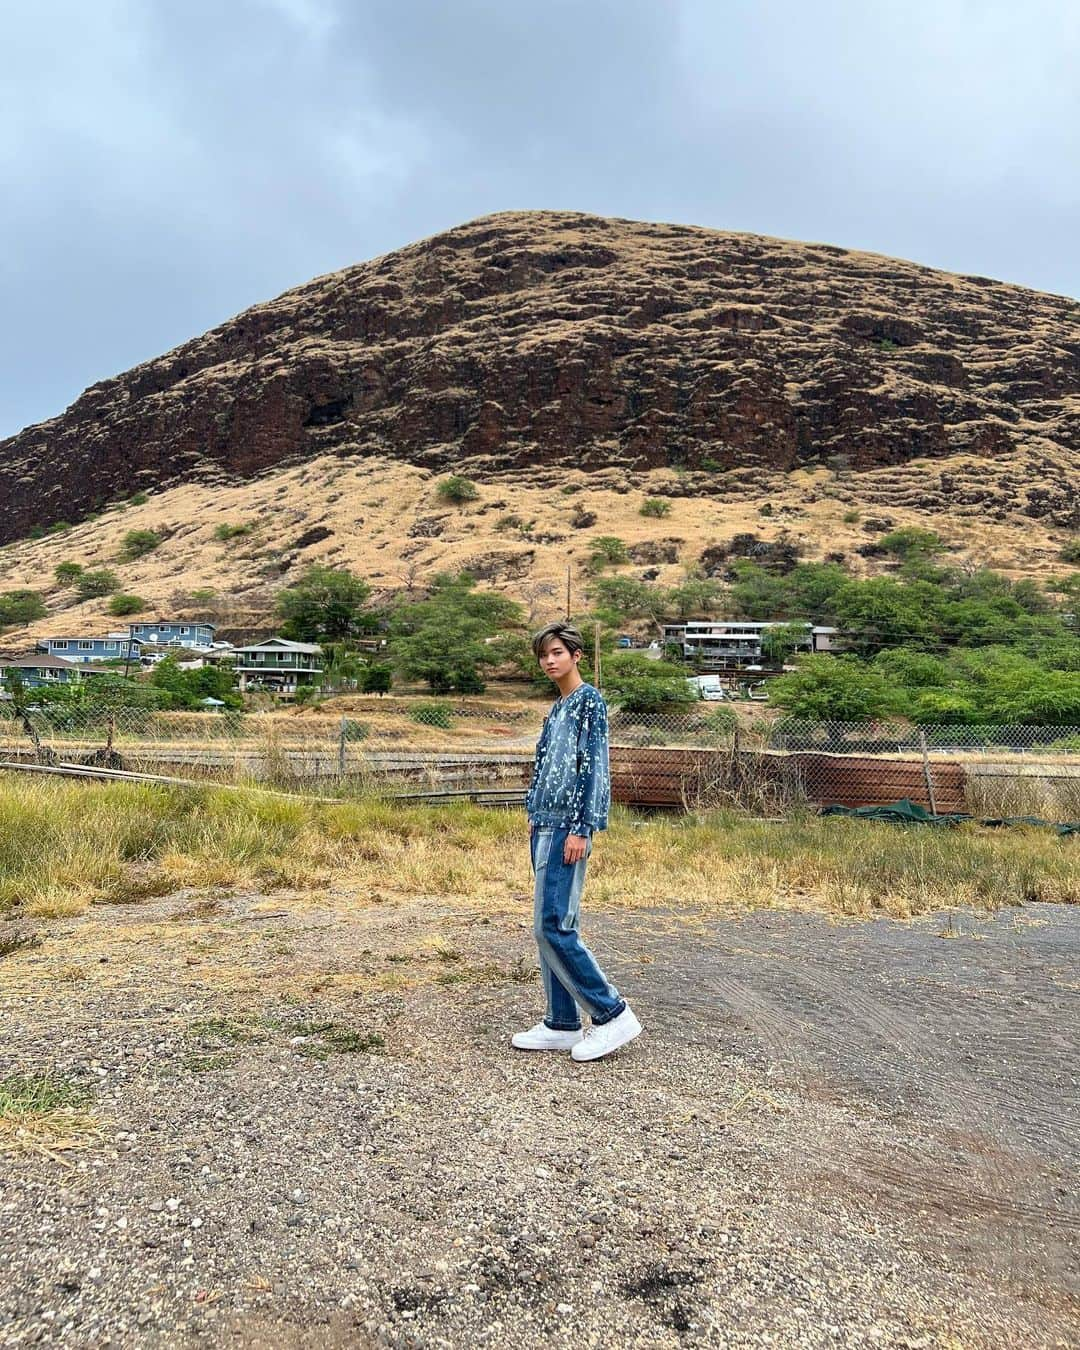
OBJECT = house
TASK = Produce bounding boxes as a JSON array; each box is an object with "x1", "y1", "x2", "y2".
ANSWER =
[
  {"x1": 232, "y1": 639, "x2": 323, "y2": 697},
  {"x1": 36, "y1": 632, "x2": 143, "y2": 664},
  {"x1": 128, "y1": 621, "x2": 216, "y2": 649},
  {"x1": 661, "y1": 620, "x2": 838, "y2": 669},
  {"x1": 0, "y1": 653, "x2": 113, "y2": 691}
]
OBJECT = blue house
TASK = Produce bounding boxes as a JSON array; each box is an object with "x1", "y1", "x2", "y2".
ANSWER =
[
  {"x1": 128, "y1": 621, "x2": 216, "y2": 648},
  {"x1": 36, "y1": 632, "x2": 143, "y2": 664},
  {"x1": 0, "y1": 653, "x2": 111, "y2": 689}
]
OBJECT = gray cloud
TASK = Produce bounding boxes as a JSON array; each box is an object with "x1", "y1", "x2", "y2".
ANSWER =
[{"x1": 2, "y1": 0, "x2": 1077, "y2": 438}]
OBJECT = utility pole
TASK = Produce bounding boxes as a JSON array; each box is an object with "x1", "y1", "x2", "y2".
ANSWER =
[{"x1": 121, "y1": 624, "x2": 135, "y2": 682}]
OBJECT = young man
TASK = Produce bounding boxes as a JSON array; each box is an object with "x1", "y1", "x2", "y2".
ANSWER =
[{"x1": 513, "y1": 622, "x2": 643, "y2": 1062}]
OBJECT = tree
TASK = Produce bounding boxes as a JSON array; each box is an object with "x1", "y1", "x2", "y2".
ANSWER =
[
  {"x1": 761, "y1": 622, "x2": 811, "y2": 664},
  {"x1": 589, "y1": 577, "x2": 667, "y2": 627},
  {"x1": 769, "y1": 656, "x2": 902, "y2": 720},
  {"x1": 120, "y1": 529, "x2": 162, "y2": 560},
  {"x1": 830, "y1": 577, "x2": 942, "y2": 655},
  {"x1": 108, "y1": 594, "x2": 146, "y2": 616},
  {"x1": 588, "y1": 536, "x2": 629, "y2": 570},
  {"x1": 361, "y1": 663, "x2": 393, "y2": 695},
  {"x1": 54, "y1": 561, "x2": 83, "y2": 585},
  {"x1": 389, "y1": 573, "x2": 522, "y2": 694},
  {"x1": 275, "y1": 565, "x2": 374, "y2": 642},
  {"x1": 0, "y1": 589, "x2": 47, "y2": 628},
  {"x1": 77, "y1": 569, "x2": 120, "y2": 600},
  {"x1": 664, "y1": 576, "x2": 723, "y2": 619},
  {"x1": 640, "y1": 498, "x2": 672, "y2": 518},
  {"x1": 149, "y1": 654, "x2": 241, "y2": 710},
  {"x1": 436, "y1": 475, "x2": 479, "y2": 505},
  {"x1": 602, "y1": 654, "x2": 699, "y2": 714}
]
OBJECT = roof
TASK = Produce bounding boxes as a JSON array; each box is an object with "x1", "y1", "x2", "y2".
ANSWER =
[
  {"x1": 39, "y1": 633, "x2": 143, "y2": 644},
  {"x1": 232, "y1": 639, "x2": 323, "y2": 655},
  {"x1": 0, "y1": 653, "x2": 81, "y2": 670}
]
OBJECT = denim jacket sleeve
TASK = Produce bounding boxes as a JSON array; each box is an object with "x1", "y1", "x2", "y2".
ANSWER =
[{"x1": 568, "y1": 692, "x2": 610, "y2": 837}]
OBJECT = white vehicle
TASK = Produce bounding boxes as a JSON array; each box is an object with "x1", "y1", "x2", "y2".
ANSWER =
[{"x1": 686, "y1": 675, "x2": 728, "y2": 702}]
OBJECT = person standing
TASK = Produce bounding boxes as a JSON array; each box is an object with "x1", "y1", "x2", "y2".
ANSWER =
[{"x1": 513, "y1": 622, "x2": 643, "y2": 1062}]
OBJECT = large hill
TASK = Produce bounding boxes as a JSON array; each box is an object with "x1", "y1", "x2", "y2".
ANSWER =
[{"x1": 0, "y1": 211, "x2": 1077, "y2": 640}]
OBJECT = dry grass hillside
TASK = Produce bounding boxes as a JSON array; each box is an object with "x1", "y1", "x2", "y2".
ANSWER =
[{"x1": 0, "y1": 447, "x2": 1073, "y2": 650}]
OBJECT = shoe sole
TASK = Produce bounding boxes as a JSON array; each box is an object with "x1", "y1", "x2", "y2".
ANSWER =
[
  {"x1": 571, "y1": 1021, "x2": 643, "y2": 1062},
  {"x1": 511, "y1": 1038, "x2": 583, "y2": 1052}
]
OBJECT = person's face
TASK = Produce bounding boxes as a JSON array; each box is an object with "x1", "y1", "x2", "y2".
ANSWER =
[{"x1": 539, "y1": 638, "x2": 580, "y2": 682}]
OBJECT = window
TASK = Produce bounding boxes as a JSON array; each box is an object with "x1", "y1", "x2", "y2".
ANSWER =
[
  {"x1": 53, "y1": 640, "x2": 68, "y2": 650},
  {"x1": 180, "y1": 627, "x2": 189, "y2": 635},
  {"x1": 105, "y1": 642, "x2": 116, "y2": 651},
  {"x1": 79, "y1": 641, "x2": 93, "y2": 651}
]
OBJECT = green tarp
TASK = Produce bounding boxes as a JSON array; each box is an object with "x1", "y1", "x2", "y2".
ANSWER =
[{"x1": 819, "y1": 798, "x2": 1078, "y2": 837}]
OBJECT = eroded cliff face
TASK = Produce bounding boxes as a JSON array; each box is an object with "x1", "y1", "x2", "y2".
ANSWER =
[{"x1": 2, "y1": 210, "x2": 1078, "y2": 545}]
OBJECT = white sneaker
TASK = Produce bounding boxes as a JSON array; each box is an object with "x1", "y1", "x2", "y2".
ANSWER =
[
  {"x1": 570, "y1": 1006, "x2": 643, "y2": 1062},
  {"x1": 511, "y1": 1021, "x2": 584, "y2": 1052}
]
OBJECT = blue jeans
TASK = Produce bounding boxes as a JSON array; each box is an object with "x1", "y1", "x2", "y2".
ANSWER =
[{"x1": 530, "y1": 826, "x2": 626, "y2": 1030}]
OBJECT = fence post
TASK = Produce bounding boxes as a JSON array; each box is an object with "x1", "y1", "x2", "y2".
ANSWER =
[
  {"x1": 918, "y1": 728, "x2": 939, "y2": 816},
  {"x1": 338, "y1": 716, "x2": 348, "y2": 778}
]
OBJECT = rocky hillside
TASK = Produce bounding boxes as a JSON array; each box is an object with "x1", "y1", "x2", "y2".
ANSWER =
[{"x1": 2, "y1": 210, "x2": 1078, "y2": 549}]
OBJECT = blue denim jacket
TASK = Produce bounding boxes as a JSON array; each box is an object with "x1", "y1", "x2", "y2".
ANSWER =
[{"x1": 525, "y1": 683, "x2": 610, "y2": 837}]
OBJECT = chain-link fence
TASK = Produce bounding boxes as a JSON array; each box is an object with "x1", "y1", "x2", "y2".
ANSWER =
[{"x1": 2, "y1": 701, "x2": 1078, "y2": 822}]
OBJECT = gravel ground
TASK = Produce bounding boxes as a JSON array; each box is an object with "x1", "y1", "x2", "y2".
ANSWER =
[{"x1": 1, "y1": 886, "x2": 1077, "y2": 1348}]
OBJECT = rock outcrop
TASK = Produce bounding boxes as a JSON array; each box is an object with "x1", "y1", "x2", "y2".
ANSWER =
[{"x1": 2, "y1": 210, "x2": 1078, "y2": 545}]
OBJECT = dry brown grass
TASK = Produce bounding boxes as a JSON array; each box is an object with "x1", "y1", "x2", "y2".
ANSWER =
[
  {"x1": 1, "y1": 777, "x2": 1074, "y2": 928},
  {"x1": 0, "y1": 1073, "x2": 102, "y2": 1159},
  {"x1": 0, "y1": 448, "x2": 1071, "y2": 655}
]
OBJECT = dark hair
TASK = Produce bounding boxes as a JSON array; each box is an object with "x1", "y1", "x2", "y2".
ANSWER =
[{"x1": 531, "y1": 622, "x2": 585, "y2": 661}]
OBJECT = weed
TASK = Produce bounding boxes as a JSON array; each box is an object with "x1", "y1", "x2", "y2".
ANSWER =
[{"x1": 0, "y1": 1072, "x2": 99, "y2": 1155}]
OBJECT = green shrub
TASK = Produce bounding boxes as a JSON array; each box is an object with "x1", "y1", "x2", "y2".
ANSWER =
[
  {"x1": 640, "y1": 498, "x2": 672, "y2": 518},
  {"x1": 700, "y1": 456, "x2": 722, "y2": 472},
  {"x1": 0, "y1": 589, "x2": 47, "y2": 627},
  {"x1": 128, "y1": 492, "x2": 149, "y2": 506},
  {"x1": 46, "y1": 521, "x2": 72, "y2": 534},
  {"x1": 213, "y1": 522, "x2": 256, "y2": 542},
  {"x1": 107, "y1": 593, "x2": 146, "y2": 616},
  {"x1": 54, "y1": 561, "x2": 83, "y2": 585},
  {"x1": 842, "y1": 510, "x2": 861, "y2": 524},
  {"x1": 76, "y1": 569, "x2": 120, "y2": 600},
  {"x1": 436, "y1": 476, "x2": 479, "y2": 505},
  {"x1": 758, "y1": 503, "x2": 773, "y2": 517},
  {"x1": 120, "y1": 529, "x2": 162, "y2": 560},
  {"x1": 361, "y1": 664, "x2": 393, "y2": 695},
  {"x1": 588, "y1": 536, "x2": 629, "y2": 569},
  {"x1": 1059, "y1": 538, "x2": 1080, "y2": 565},
  {"x1": 410, "y1": 701, "x2": 454, "y2": 728}
]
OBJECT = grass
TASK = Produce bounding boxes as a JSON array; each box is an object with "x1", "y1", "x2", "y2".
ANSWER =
[
  {"x1": 0, "y1": 777, "x2": 1074, "y2": 922},
  {"x1": 0, "y1": 1072, "x2": 100, "y2": 1156}
]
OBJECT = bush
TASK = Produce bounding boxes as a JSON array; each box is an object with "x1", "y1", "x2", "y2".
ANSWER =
[
  {"x1": 842, "y1": 510, "x2": 860, "y2": 524},
  {"x1": 107, "y1": 593, "x2": 146, "y2": 616},
  {"x1": 213, "y1": 522, "x2": 256, "y2": 542},
  {"x1": 603, "y1": 654, "x2": 699, "y2": 714},
  {"x1": 128, "y1": 492, "x2": 149, "y2": 506},
  {"x1": 640, "y1": 498, "x2": 672, "y2": 518},
  {"x1": 0, "y1": 590, "x2": 47, "y2": 627},
  {"x1": 76, "y1": 569, "x2": 120, "y2": 600},
  {"x1": 1059, "y1": 538, "x2": 1080, "y2": 565},
  {"x1": 120, "y1": 529, "x2": 162, "y2": 560},
  {"x1": 436, "y1": 476, "x2": 479, "y2": 505},
  {"x1": 54, "y1": 561, "x2": 83, "y2": 585},
  {"x1": 410, "y1": 701, "x2": 454, "y2": 728},
  {"x1": 878, "y1": 527, "x2": 944, "y2": 560}
]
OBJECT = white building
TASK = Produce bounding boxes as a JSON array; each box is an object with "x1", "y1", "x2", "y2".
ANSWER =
[{"x1": 662, "y1": 620, "x2": 838, "y2": 669}]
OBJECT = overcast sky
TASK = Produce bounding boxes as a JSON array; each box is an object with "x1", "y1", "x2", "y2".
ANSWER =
[{"x1": 2, "y1": 0, "x2": 1077, "y2": 439}]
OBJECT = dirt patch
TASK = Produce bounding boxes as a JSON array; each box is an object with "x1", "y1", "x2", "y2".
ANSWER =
[{"x1": 0, "y1": 892, "x2": 1076, "y2": 1346}]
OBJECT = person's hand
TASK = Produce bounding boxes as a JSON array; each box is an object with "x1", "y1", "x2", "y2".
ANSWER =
[{"x1": 563, "y1": 833, "x2": 588, "y2": 864}]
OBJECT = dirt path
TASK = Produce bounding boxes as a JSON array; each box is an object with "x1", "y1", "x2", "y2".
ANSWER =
[{"x1": 1, "y1": 891, "x2": 1077, "y2": 1348}]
